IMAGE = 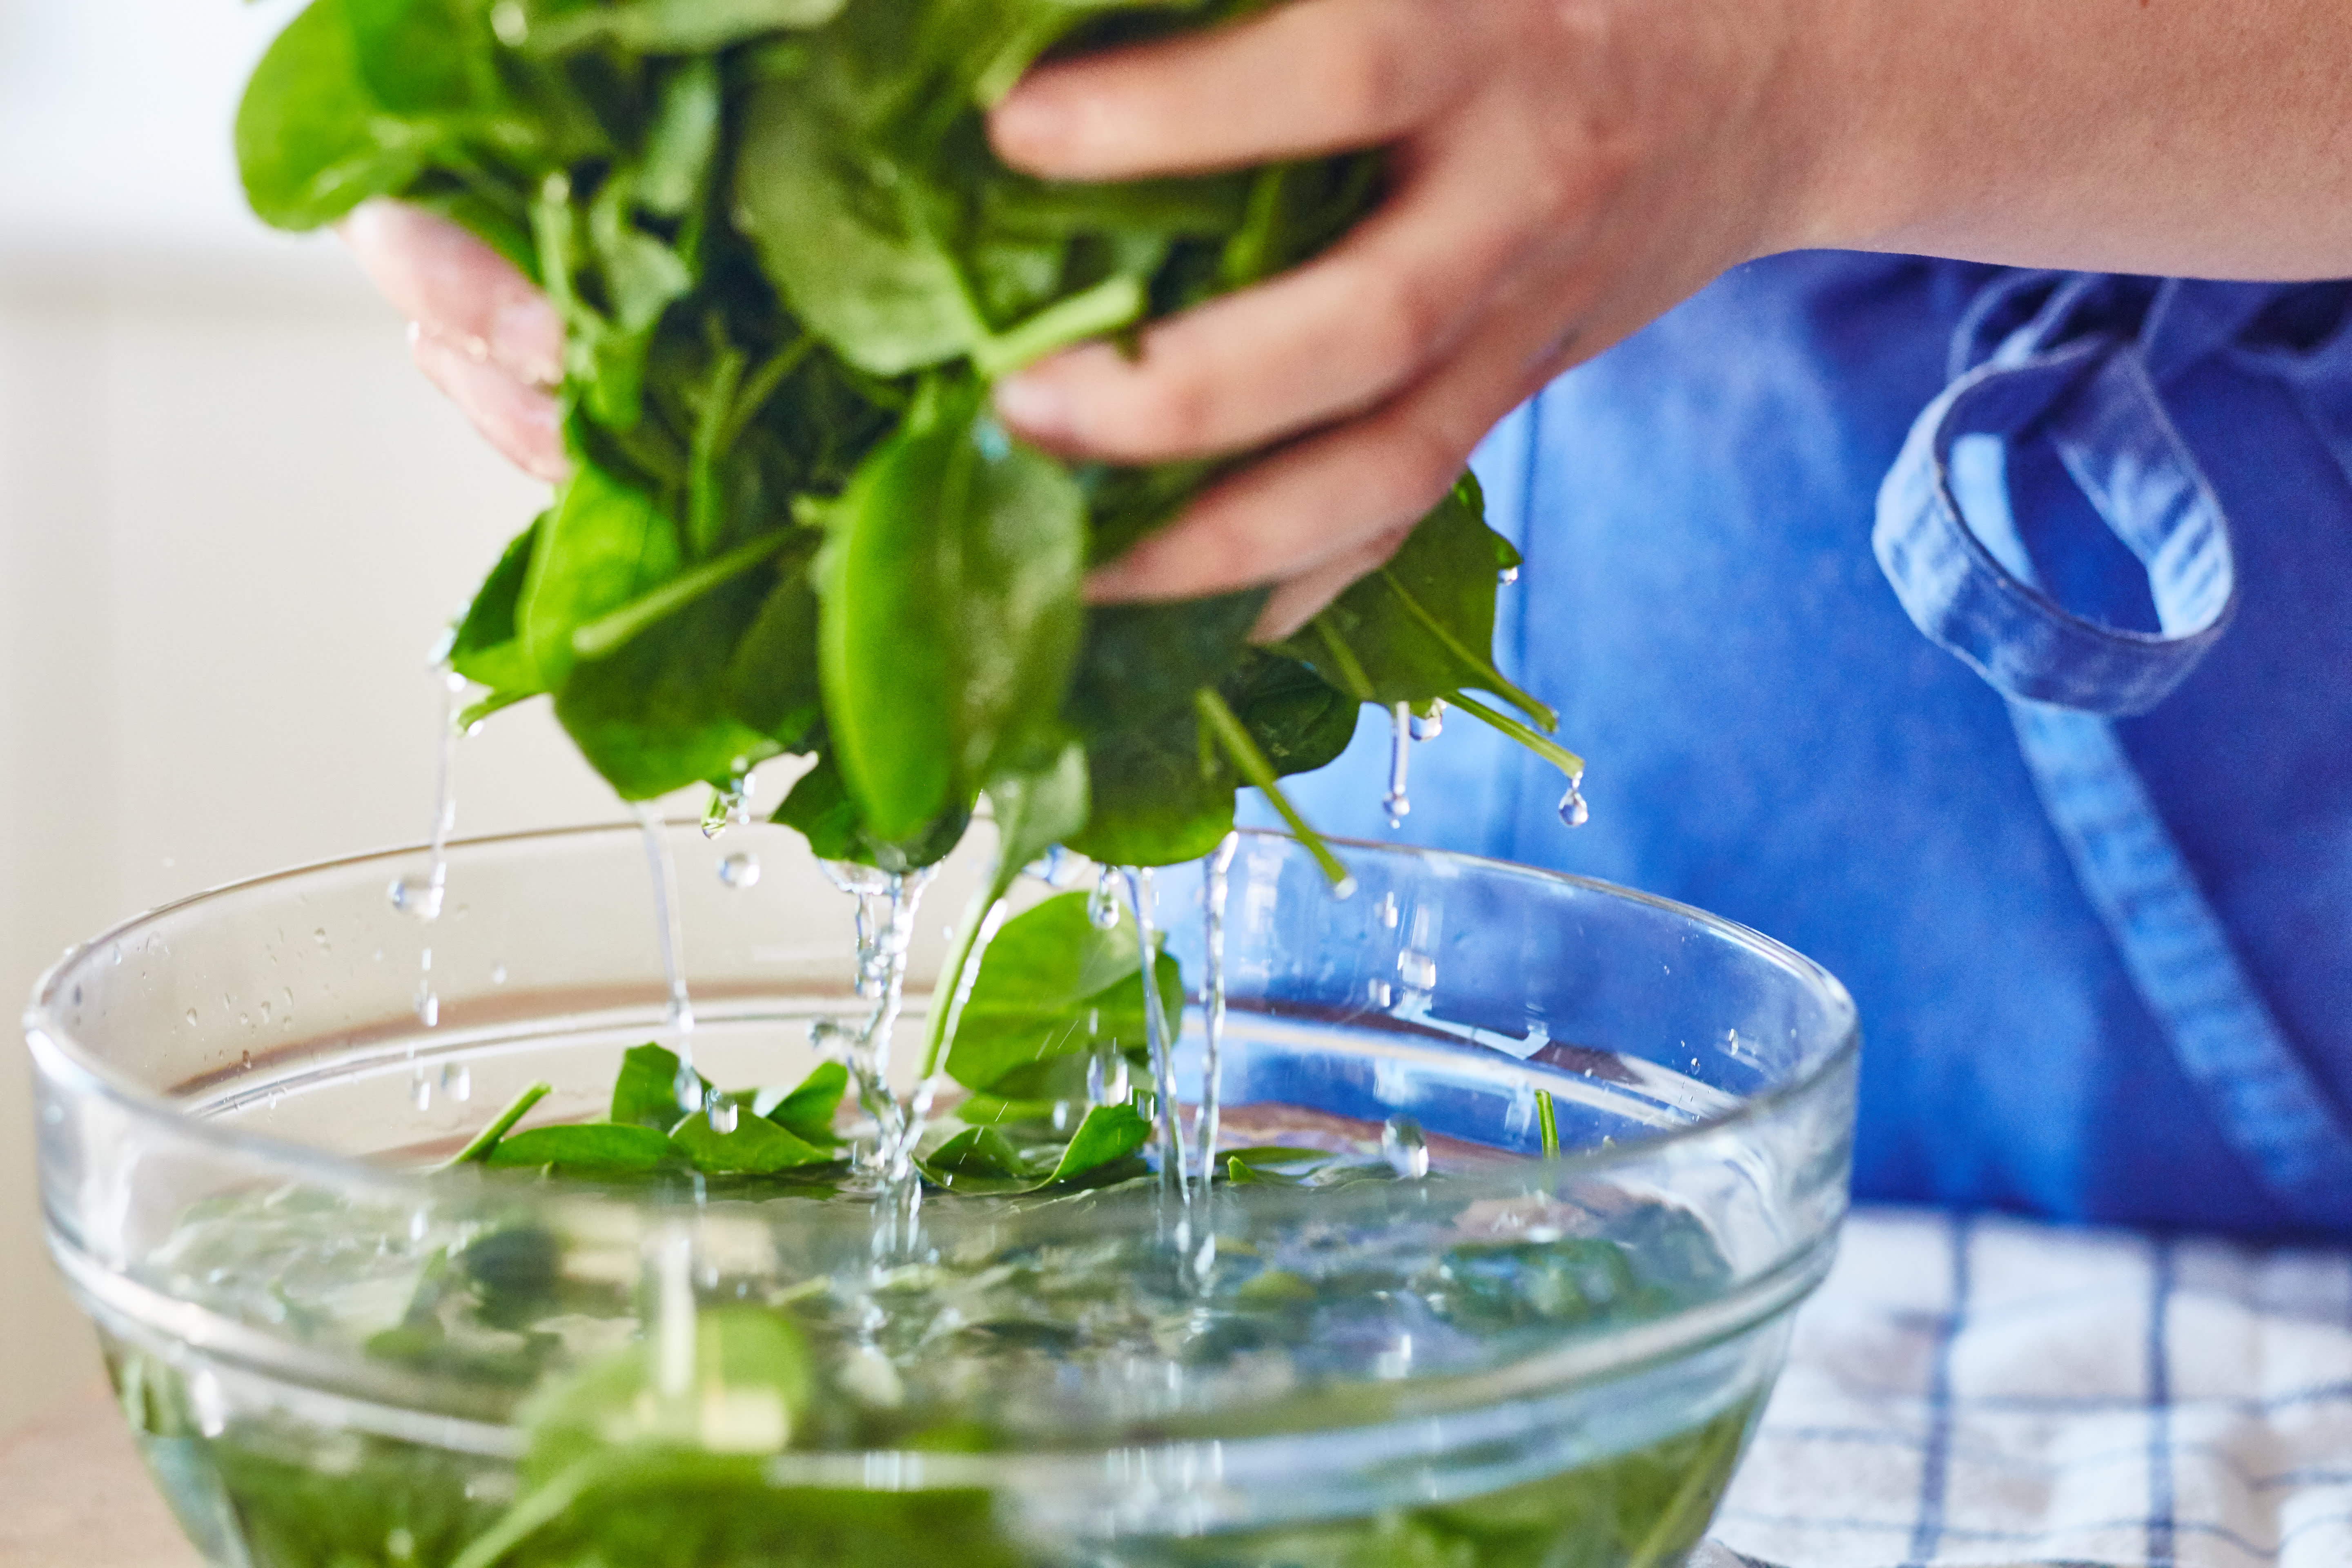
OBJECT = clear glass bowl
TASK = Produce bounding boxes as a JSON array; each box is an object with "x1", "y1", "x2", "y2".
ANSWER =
[{"x1": 25, "y1": 823, "x2": 1857, "y2": 1568}]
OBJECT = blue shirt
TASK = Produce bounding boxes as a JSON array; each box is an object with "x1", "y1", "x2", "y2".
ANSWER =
[{"x1": 1273, "y1": 253, "x2": 2352, "y2": 1239}]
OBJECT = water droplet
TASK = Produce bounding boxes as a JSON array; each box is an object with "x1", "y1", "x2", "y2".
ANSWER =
[
  {"x1": 674, "y1": 1064, "x2": 702, "y2": 1115},
  {"x1": 1085, "y1": 1046, "x2": 1130, "y2": 1107},
  {"x1": 184, "y1": 1008, "x2": 198, "y2": 1028},
  {"x1": 411, "y1": 1074, "x2": 433, "y2": 1111},
  {"x1": 1376, "y1": 891, "x2": 1401, "y2": 930},
  {"x1": 809, "y1": 1017, "x2": 846, "y2": 1055},
  {"x1": 313, "y1": 927, "x2": 328, "y2": 948},
  {"x1": 718, "y1": 851, "x2": 761, "y2": 889},
  {"x1": 1086, "y1": 868, "x2": 1120, "y2": 930},
  {"x1": 441, "y1": 1062, "x2": 472, "y2": 1101},
  {"x1": 490, "y1": 964, "x2": 508, "y2": 986},
  {"x1": 1368, "y1": 978, "x2": 1395, "y2": 1007},
  {"x1": 1381, "y1": 1116, "x2": 1430, "y2": 1179},
  {"x1": 388, "y1": 876, "x2": 443, "y2": 921},
  {"x1": 1050, "y1": 1100, "x2": 1072, "y2": 1132},
  {"x1": 1411, "y1": 702, "x2": 1446, "y2": 742},
  {"x1": 1499, "y1": 565, "x2": 1520, "y2": 585},
  {"x1": 258, "y1": 1000, "x2": 271, "y2": 1025},
  {"x1": 1332, "y1": 875, "x2": 1360, "y2": 901},
  {"x1": 1027, "y1": 845, "x2": 1082, "y2": 886},
  {"x1": 414, "y1": 982, "x2": 440, "y2": 1029},
  {"x1": 820, "y1": 860, "x2": 893, "y2": 897},
  {"x1": 490, "y1": 0, "x2": 526, "y2": 45},
  {"x1": 709, "y1": 1095, "x2": 740, "y2": 1134},
  {"x1": 1557, "y1": 783, "x2": 1589, "y2": 829},
  {"x1": 1383, "y1": 703, "x2": 1412, "y2": 826},
  {"x1": 1397, "y1": 949, "x2": 1437, "y2": 991}
]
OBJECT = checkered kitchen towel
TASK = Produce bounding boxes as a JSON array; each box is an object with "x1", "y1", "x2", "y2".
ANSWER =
[{"x1": 1690, "y1": 1207, "x2": 2352, "y2": 1568}]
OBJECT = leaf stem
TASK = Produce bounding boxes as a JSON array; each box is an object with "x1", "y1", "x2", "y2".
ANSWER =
[
  {"x1": 1536, "y1": 1088, "x2": 1560, "y2": 1158},
  {"x1": 445, "y1": 1081, "x2": 551, "y2": 1167},
  {"x1": 1379, "y1": 569, "x2": 1559, "y2": 731},
  {"x1": 570, "y1": 531, "x2": 795, "y2": 662},
  {"x1": 1449, "y1": 691, "x2": 1586, "y2": 782},
  {"x1": 918, "y1": 886, "x2": 1010, "y2": 1082},
  {"x1": 972, "y1": 274, "x2": 1147, "y2": 380},
  {"x1": 1194, "y1": 688, "x2": 1351, "y2": 890}
]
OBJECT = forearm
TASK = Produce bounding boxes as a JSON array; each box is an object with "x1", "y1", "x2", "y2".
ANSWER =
[{"x1": 1785, "y1": 0, "x2": 2352, "y2": 280}]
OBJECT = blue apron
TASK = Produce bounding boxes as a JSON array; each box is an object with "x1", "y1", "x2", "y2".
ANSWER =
[{"x1": 1270, "y1": 253, "x2": 2352, "y2": 1238}]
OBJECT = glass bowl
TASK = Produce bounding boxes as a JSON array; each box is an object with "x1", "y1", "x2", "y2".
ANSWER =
[{"x1": 24, "y1": 823, "x2": 1857, "y2": 1568}]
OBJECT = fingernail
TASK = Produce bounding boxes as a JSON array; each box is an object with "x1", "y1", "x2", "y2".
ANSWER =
[
  {"x1": 993, "y1": 373, "x2": 1076, "y2": 443},
  {"x1": 489, "y1": 296, "x2": 565, "y2": 389}
]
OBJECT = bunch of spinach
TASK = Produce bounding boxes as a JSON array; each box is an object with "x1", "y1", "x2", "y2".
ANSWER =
[{"x1": 238, "y1": 0, "x2": 1579, "y2": 891}]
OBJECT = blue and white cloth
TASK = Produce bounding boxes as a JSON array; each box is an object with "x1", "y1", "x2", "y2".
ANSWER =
[{"x1": 1699, "y1": 1208, "x2": 2352, "y2": 1568}]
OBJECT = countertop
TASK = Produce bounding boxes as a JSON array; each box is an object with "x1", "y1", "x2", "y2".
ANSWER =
[{"x1": 0, "y1": 1389, "x2": 196, "y2": 1568}]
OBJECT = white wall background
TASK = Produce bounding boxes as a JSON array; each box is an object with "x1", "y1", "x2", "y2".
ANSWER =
[{"x1": 0, "y1": 0, "x2": 639, "y2": 1431}]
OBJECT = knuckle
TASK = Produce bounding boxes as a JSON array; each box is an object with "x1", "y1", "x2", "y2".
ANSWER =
[
  {"x1": 1363, "y1": 265, "x2": 1458, "y2": 376},
  {"x1": 1381, "y1": 410, "x2": 1470, "y2": 508}
]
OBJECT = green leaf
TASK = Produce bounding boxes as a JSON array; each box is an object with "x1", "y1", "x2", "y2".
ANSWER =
[
  {"x1": 985, "y1": 743, "x2": 1089, "y2": 893},
  {"x1": 760, "y1": 1060, "x2": 849, "y2": 1143},
  {"x1": 610, "y1": 1042, "x2": 702, "y2": 1129},
  {"x1": 670, "y1": 1106, "x2": 832, "y2": 1174},
  {"x1": 522, "y1": 1307, "x2": 813, "y2": 1482},
  {"x1": 449, "y1": 520, "x2": 546, "y2": 697},
  {"x1": 1066, "y1": 708, "x2": 1235, "y2": 868},
  {"x1": 1273, "y1": 474, "x2": 1550, "y2": 726},
  {"x1": 346, "y1": 0, "x2": 497, "y2": 116},
  {"x1": 726, "y1": 563, "x2": 826, "y2": 747},
  {"x1": 555, "y1": 572, "x2": 786, "y2": 800},
  {"x1": 1045, "y1": 1102, "x2": 1152, "y2": 1183},
  {"x1": 942, "y1": 890, "x2": 1181, "y2": 1101},
  {"x1": 922, "y1": 1126, "x2": 1028, "y2": 1185},
  {"x1": 485, "y1": 1123, "x2": 682, "y2": 1174},
  {"x1": 519, "y1": 0, "x2": 848, "y2": 57},
  {"x1": 1224, "y1": 651, "x2": 1358, "y2": 778},
  {"x1": 635, "y1": 59, "x2": 723, "y2": 218},
  {"x1": 1065, "y1": 589, "x2": 1268, "y2": 733},
  {"x1": 817, "y1": 395, "x2": 1083, "y2": 842},
  {"x1": 772, "y1": 749, "x2": 971, "y2": 872},
  {"x1": 735, "y1": 79, "x2": 987, "y2": 376},
  {"x1": 520, "y1": 460, "x2": 683, "y2": 693},
  {"x1": 236, "y1": 0, "x2": 452, "y2": 230}
]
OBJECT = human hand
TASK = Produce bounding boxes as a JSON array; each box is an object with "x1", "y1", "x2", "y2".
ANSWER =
[
  {"x1": 985, "y1": 0, "x2": 1822, "y2": 635},
  {"x1": 341, "y1": 200, "x2": 570, "y2": 483}
]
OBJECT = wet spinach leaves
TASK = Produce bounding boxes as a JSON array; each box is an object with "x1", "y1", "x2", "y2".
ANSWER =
[{"x1": 236, "y1": 0, "x2": 1576, "y2": 885}]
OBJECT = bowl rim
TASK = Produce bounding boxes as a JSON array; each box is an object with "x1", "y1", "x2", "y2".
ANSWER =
[
  {"x1": 24, "y1": 821, "x2": 1860, "y2": 1196},
  {"x1": 25, "y1": 822, "x2": 1860, "y2": 1437}
]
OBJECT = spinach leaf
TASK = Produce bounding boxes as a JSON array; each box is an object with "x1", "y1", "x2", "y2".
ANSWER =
[
  {"x1": 485, "y1": 1123, "x2": 682, "y2": 1174},
  {"x1": 237, "y1": 0, "x2": 449, "y2": 229},
  {"x1": 921, "y1": 1126, "x2": 1029, "y2": 1185},
  {"x1": 1044, "y1": 1102, "x2": 1152, "y2": 1183},
  {"x1": 816, "y1": 393, "x2": 1083, "y2": 844},
  {"x1": 554, "y1": 570, "x2": 785, "y2": 800},
  {"x1": 942, "y1": 890, "x2": 1181, "y2": 1101},
  {"x1": 518, "y1": 0, "x2": 849, "y2": 57},
  {"x1": 1274, "y1": 475, "x2": 1553, "y2": 727},
  {"x1": 449, "y1": 520, "x2": 546, "y2": 697},
  {"x1": 670, "y1": 1105, "x2": 833, "y2": 1174},
  {"x1": 519, "y1": 458, "x2": 683, "y2": 692},
  {"x1": 610, "y1": 1042, "x2": 702, "y2": 1129},
  {"x1": 760, "y1": 1060, "x2": 849, "y2": 1143}
]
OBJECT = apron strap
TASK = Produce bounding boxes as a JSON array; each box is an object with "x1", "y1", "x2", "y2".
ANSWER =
[
  {"x1": 1875, "y1": 276, "x2": 2237, "y2": 716},
  {"x1": 1877, "y1": 273, "x2": 2352, "y2": 1225}
]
